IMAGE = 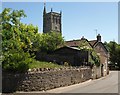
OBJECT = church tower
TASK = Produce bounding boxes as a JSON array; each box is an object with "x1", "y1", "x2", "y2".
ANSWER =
[{"x1": 43, "y1": 3, "x2": 62, "y2": 34}]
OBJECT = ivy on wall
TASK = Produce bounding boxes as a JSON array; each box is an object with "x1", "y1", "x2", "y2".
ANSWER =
[{"x1": 78, "y1": 40, "x2": 100, "y2": 67}]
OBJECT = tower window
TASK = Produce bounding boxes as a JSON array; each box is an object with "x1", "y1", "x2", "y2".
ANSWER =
[
  {"x1": 58, "y1": 19, "x2": 59, "y2": 23},
  {"x1": 56, "y1": 18, "x2": 57, "y2": 24},
  {"x1": 53, "y1": 16, "x2": 56, "y2": 23}
]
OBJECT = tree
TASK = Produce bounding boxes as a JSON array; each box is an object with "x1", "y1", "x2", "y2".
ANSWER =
[
  {"x1": 104, "y1": 41, "x2": 120, "y2": 70},
  {"x1": 39, "y1": 32, "x2": 64, "y2": 52},
  {"x1": 115, "y1": 44, "x2": 120, "y2": 69},
  {"x1": 109, "y1": 41, "x2": 117, "y2": 65},
  {"x1": 1, "y1": 8, "x2": 38, "y2": 72},
  {"x1": 1, "y1": 8, "x2": 64, "y2": 72}
]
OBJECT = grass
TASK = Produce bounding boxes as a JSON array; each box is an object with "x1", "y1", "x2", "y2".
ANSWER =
[{"x1": 29, "y1": 60, "x2": 63, "y2": 69}]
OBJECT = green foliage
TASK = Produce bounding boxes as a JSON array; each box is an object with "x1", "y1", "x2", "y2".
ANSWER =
[
  {"x1": 104, "y1": 41, "x2": 120, "y2": 69},
  {"x1": 29, "y1": 61, "x2": 63, "y2": 69},
  {"x1": 1, "y1": 8, "x2": 64, "y2": 72},
  {"x1": 2, "y1": 50, "x2": 32, "y2": 72},
  {"x1": 90, "y1": 50, "x2": 100, "y2": 67},
  {"x1": 1, "y1": 8, "x2": 38, "y2": 72},
  {"x1": 39, "y1": 32, "x2": 64, "y2": 52},
  {"x1": 78, "y1": 40, "x2": 92, "y2": 51},
  {"x1": 1, "y1": 8, "x2": 26, "y2": 27},
  {"x1": 78, "y1": 40, "x2": 100, "y2": 66}
]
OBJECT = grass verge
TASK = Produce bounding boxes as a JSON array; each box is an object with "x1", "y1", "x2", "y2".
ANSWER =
[{"x1": 29, "y1": 60, "x2": 63, "y2": 69}]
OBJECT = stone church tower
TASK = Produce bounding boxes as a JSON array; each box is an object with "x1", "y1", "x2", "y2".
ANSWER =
[{"x1": 43, "y1": 3, "x2": 62, "y2": 34}]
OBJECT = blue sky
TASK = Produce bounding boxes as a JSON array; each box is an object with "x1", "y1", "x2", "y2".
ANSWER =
[{"x1": 2, "y1": 2, "x2": 118, "y2": 42}]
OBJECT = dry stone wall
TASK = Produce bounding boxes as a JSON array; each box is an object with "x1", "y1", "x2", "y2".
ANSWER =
[{"x1": 2, "y1": 67, "x2": 92, "y2": 93}]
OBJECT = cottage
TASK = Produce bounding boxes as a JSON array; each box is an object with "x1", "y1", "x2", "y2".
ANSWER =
[
  {"x1": 64, "y1": 34, "x2": 109, "y2": 77},
  {"x1": 89, "y1": 34, "x2": 109, "y2": 76}
]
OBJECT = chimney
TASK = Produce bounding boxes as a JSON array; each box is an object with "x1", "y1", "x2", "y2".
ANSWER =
[
  {"x1": 81, "y1": 36, "x2": 85, "y2": 40},
  {"x1": 97, "y1": 34, "x2": 101, "y2": 42}
]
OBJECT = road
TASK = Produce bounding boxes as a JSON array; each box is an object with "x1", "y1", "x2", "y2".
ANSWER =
[{"x1": 43, "y1": 71, "x2": 119, "y2": 93}]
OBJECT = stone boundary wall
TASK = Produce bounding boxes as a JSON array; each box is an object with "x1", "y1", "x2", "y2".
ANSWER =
[{"x1": 2, "y1": 67, "x2": 92, "y2": 93}]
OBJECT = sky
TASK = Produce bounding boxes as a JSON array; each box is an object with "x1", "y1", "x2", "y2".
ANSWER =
[{"x1": 2, "y1": 2, "x2": 118, "y2": 43}]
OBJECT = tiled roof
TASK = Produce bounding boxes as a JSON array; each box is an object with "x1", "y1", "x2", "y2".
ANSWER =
[
  {"x1": 65, "y1": 38, "x2": 87, "y2": 47},
  {"x1": 63, "y1": 38, "x2": 108, "y2": 53},
  {"x1": 55, "y1": 46, "x2": 81, "y2": 52},
  {"x1": 89, "y1": 40, "x2": 97, "y2": 46},
  {"x1": 65, "y1": 40, "x2": 81, "y2": 47}
]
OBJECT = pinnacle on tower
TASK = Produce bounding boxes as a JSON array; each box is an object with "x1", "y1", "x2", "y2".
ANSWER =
[
  {"x1": 43, "y1": 2, "x2": 46, "y2": 15},
  {"x1": 51, "y1": 8, "x2": 53, "y2": 12},
  {"x1": 60, "y1": 11, "x2": 62, "y2": 16}
]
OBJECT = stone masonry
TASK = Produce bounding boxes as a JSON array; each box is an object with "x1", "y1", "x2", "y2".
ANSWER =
[{"x1": 2, "y1": 67, "x2": 91, "y2": 93}]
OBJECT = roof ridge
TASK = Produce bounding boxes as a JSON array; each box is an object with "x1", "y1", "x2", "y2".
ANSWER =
[
  {"x1": 66, "y1": 39, "x2": 81, "y2": 42},
  {"x1": 89, "y1": 40, "x2": 97, "y2": 42}
]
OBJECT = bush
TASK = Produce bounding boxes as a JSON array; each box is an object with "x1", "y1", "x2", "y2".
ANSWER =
[{"x1": 2, "y1": 50, "x2": 32, "y2": 72}]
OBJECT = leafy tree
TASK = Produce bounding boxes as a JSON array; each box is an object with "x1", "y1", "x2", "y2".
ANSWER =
[
  {"x1": 1, "y1": 8, "x2": 38, "y2": 72},
  {"x1": 109, "y1": 41, "x2": 117, "y2": 65},
  {"x1": 116, "y1": 45, "x2": 120, "y2": 68},
  {"x1": 104, "y1": 41, "x2": 120, "y2": 70},
  {"x1": 1, "y1": 8, "x2": 26, "y2": 30},
  {"x1": 1, "y1": 8, "x2": 64, "y2": 72},
  {"x1": 39, "y1": 32, "x2": 64, "y2": 52}
]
